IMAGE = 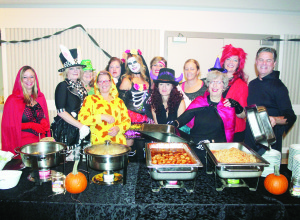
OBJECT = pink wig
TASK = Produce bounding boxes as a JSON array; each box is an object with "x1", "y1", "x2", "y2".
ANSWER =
[{"x1": 220, "y1": 44, "x2": 247, "y2": 83}]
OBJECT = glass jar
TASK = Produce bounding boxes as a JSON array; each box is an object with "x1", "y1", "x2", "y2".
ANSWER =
[
  {"x1": 289, "y1": 176, "x2": 300, "y2": 197},
  {"x1": 51, "y1": 171, "x2": 65, "y2": 194}
]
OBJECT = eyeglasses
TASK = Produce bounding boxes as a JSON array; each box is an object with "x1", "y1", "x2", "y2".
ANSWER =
[
  {"x1": 98, "y1": 80, "x2": 111, "y2": 84},
  {"x1": 209, "y1": 80, "x2": 223, "y2": 85}
]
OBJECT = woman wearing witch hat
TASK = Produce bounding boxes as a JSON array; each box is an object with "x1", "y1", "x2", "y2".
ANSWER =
[
  {"x1": 150, "y1": 68, "x2": 186, "y2": 124},
  {"x1": 171, "y1": 58, "x2": 245, "y2": 163},
  {"x1": 51, "y1": 45, "x2": 90, "y2": 160}
]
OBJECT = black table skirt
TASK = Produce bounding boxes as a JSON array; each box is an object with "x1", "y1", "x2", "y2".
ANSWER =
[{"x1": 1, "y1": 155, "x2": 299, "y2": 220}]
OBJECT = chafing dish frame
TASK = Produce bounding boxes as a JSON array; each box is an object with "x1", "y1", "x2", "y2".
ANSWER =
[
  {"x1": 203, "y1": 142, "x2": 270, "y2": 191},
  {"x1": 146, "y1": 142, "x2": 203, "y2": 193}
]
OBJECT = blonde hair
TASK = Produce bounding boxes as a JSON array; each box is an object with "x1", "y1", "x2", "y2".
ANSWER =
[
  {"x1": 81, "y1": 69, "x2": 94, "y2": 87},
  {"x1": 122, "y1": 54, "x2": 148, "y2": 82},
  {"x1": 150, "y1": 56, "x2": 167, "y2": 67},
  {"x1": 206, "y1": 70, "x2": 229, "y2": 88},
  {"x1": 20, "y1": 66, "x2": 38, "y2": 104},
  {"x1": 63, "y1": 66, "x2": 84, "y2": 79}
]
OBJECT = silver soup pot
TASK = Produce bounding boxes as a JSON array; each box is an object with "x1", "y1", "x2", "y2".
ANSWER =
[
  {"x1": 84, "y1": 140, "x2": 133, "y2": 171},
  {"x1": 15, "y1": 142, "x2": 67, "y2": 169}
]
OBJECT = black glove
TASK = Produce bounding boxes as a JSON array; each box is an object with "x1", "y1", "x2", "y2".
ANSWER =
[
  {"x1": 168, "y1": 120, "x2": 179, "y2": 128},
  {"x1": 228, "y1": 98, "x2": 244, "y2": 114}
]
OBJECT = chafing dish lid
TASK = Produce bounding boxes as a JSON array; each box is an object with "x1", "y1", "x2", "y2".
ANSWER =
[
  {"x1": 84, "y1": 140, "x2": 131, "y2": 155},
  {"x1": 245, "y1": 105, "x2": 276, "y2": 148},
  {"x1": 140, "y1": 124, "x2": 190, "y2": 143}
]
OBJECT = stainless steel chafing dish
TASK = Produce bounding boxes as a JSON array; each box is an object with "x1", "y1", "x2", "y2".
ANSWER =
[
  {"x1": 246, "y1": 105, "x2": 276, "y2": 149},
  {"x1": 203, "y1": 142, "x2": 270, "y2": 191},
  {"x1": 203, "y1": 142, "x2": 269, "y2": 179},
  {"x1": 146, "y1": 142, "x2": 203, "y2": 180},
  {"x1": 140, "y1": 124, "x2": 202, "y2": 192}
]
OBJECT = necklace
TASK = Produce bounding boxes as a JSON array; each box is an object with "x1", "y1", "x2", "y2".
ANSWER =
[{"x1": 29, "y1": 97, "x2": 36, "y2": 107}]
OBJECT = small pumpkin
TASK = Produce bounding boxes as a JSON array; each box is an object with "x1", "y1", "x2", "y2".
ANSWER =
[
  {"x1": 264, "y1": 165, "x2": 288, "y2": 195},
  {"x1": 65, "y1": 160, "x2": 87, "y2": 194}
]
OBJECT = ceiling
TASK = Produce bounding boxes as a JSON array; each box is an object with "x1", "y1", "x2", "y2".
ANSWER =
[{"x1": 1, "y1": 0, "x2": 300, "y2": 14}]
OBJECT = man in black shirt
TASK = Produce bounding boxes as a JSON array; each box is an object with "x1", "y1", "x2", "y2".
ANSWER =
[{"x1": 244, "y1": 47, "x2": 296, "y2": 154}]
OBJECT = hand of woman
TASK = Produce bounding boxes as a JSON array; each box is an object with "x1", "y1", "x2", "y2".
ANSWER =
[
  {"x1": 79, "y1": 125, "x2": 90, "y2": 139},
  {"x1": 40, "y1": 118, "x2": 50, "y2": 131},
  {"x1": 224, "y1": 98, "x2": 244, "y2": 114},
  {"x1": 108, "y1": 126, "x2": 120, "y2": 137},
  {"x1": 21, "y1": 122, "x2": 45, "y2": 134},
  {"x1": 101, "y1": 114, "x2": 115, "y2": 124}
]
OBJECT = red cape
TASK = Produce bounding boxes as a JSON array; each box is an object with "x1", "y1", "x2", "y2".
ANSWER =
[
  {"x1": 225, "y1": 78, "x2": 248, "y2": 133},
  {"x1": 1, "y1": 66, "x2": 50, "y2": 155}
]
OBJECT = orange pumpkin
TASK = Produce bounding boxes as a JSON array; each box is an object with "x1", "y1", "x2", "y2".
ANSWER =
[
  {"x1": 264, "y1": 165, "x2": 288, "y2": 195},
  {"x1": 65, "y1": 160, "x2": 87, "y2": 194}
]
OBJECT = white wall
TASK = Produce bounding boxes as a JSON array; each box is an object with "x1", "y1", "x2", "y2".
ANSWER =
[{"x1": 1, "y1": 8, "x2": 300, "y2": 35}]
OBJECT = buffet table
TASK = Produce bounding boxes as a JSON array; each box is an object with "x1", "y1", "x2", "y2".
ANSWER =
[{"x1": 0, "y1": 157, "x2": 299, "y2": 220}]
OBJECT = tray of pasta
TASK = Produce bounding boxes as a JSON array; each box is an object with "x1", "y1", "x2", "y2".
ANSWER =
[{"x1": 202, "y1": 142, "x2": 270, "y2": 178}]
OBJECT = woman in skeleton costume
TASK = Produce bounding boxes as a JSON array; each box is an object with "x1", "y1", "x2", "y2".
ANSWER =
[{"x1": 119, "y1": 49, "x2": 151, "y2": 146}]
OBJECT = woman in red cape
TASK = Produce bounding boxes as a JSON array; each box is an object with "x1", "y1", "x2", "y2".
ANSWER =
[
  {"x1": 1, "y1": 66, "x2": 50, "y2": 155},
  {"x1": 220, "y1": 44, "x2": 248, "y2": 142}
]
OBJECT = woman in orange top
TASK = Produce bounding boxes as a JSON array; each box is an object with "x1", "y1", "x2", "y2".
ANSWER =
[{"x1": 78, "y1": 71, "x2": 131, "y2": 145}]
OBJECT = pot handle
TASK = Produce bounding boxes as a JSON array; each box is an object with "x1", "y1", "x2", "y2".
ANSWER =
[
  {"x1": 129, "y1": 150, "x2": 136, "y2": 157},
  {"x1": 14, "y1": 147, "x2": 21, "y2": 155},
  {"x1": 60, "y1": 149, "x2": 72, "y2": 157}
]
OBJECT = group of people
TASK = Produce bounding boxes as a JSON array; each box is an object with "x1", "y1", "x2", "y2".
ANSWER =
[{"x1": 1, "y1": 44, "x2": 297, "y2": 162}]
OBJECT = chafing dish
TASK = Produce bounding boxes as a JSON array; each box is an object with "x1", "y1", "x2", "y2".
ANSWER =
[
  {"x1": 203, "y1": 142, "x2": 269, "y2": 178},
  {"x1": 203, "y1": 142, "x2": 270, "y2": 191},
  {"x1": 246, "y1": 105, "x2": 276, "y2": 148},
  {"x1": 15, "y1": 142, "x2": 67, "y2": 169},
  {"x1": 146, "y1": 142, "x2": 203, "y2": 180},
  {"x1": 141, "y1": 124, "x2": 202, "y2": 192},
  {"x1": 84, "y1": 140, "x2": 135, "y2": 185}
]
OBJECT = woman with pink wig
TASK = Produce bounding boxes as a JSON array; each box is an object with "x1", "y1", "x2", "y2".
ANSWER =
[{"x1": 220, "y1": 44, "x2": 248, "y2": 142}]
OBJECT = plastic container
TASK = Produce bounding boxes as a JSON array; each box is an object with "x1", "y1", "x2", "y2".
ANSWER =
[
  {"x1": 0, "y1": 151, "x2": 14, "y2": 170},
  {"x1": 0, "y1": 170, "x2": 22, "y2": 189},
  {"x1": 290, "y1": 176, "x2": 300, "y2": 197},
  {"x1": 261, "y1": 149, "x2": 281, "y2": 177}
]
